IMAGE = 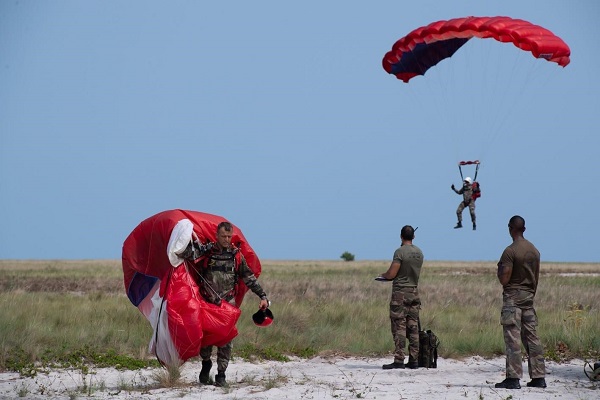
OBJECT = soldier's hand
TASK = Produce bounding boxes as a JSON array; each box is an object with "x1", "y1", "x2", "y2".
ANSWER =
[
  {"x1": 259, "y1": 297, "x2": 270, "y2": 310},
  {"x1": 451, "y1": 184, "x2": 455, "y2": 190}
]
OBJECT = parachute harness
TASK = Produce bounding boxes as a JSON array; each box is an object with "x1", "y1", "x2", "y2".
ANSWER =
[
  {"x1": 189, "y1": 260, "x2": 224, "y2": 305},
  {"x1": 458, "y1": 160, "x2": 481, "y2": 201},
  {"x1": 186, "y1": 246, "x2": 240, "y2": 305}
]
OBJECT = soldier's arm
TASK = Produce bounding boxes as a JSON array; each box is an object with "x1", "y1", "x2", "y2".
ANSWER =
[
  {"x1": 497, "y1": 250, "x2": 513, "y2": 286},
  {"x1": 533, "y1": 258, "x2": 540, "y2": 293},
  {"x1": 239, "y1": 257, "x2": 268, "y2": 300},
  {"x1": 379, "y1": 260, "x2": 401, "y2": 280}
]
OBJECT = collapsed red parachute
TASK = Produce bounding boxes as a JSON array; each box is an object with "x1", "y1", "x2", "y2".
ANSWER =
[
  {"x1": 382, "y1": 16, "x2": 571, "y2": 83},
  {"x1": 122, "y1": 209, "x2": 261, "y2": 367}
]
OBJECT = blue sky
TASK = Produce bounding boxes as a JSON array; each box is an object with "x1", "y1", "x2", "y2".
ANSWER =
[{"x1": 1, "y1": 1, "x2": 598, "y2": 262}]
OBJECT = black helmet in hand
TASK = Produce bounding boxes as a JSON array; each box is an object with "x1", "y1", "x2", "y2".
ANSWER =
[{"x1": 252, "y1": 308, "x2": 274, "y2": 327}]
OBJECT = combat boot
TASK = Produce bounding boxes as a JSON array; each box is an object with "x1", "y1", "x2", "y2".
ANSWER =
[
  {"x1": 215, "y1": 371, "x2": 227, "y2": 387},
  {"x1": 199, "y1": 360, "x2": 212, "y2": 384},
  {"x1": 382, "y1": 361, "x2": 405, "y2": 369},
  {"x1": 494, "y1": 378, "x2": 521, "y2": 389},
  {"x1": 406, "y1": 356, "x2": 418, "y2": 369},
  {"x1": 526, "y1": 378, "x2": 547, "y2": 388},
  {"x1": 406, "y1": 361, "x2": 419, "y2": 369},
  {"x1": 472, "y1": 223, "x2": 476, "y2": 231},
  {"x1": 454, "y1": 222, "x2": 463, "y2": 229}
]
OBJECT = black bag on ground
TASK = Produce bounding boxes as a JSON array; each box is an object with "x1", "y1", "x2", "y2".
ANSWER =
[
  {"x1": 584, "y1": 361, "x2": 600, "y2": 381},
  {"x1": 418, "y1": 329, "x2": 440, "y2": 368}
]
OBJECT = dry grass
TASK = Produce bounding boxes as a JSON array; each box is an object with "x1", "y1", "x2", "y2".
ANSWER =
[
  {"x1": 238, "y1": 259, "x2": 600, "y2": 360},
  {"x1": 1, "y1": 259, "x2": 596, "y2": 293},
  {"x1": 0, "y1": 259, "x2": 598, "y2": 367},
  {"x1": 0, "y1": 260, "x2": 123, "y2": 293}
]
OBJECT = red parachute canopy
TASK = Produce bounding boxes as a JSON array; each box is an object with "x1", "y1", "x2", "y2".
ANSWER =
[
  {"x1": 121, "y1": 209, "x2": 261, "y2": 366},
  {"x1": 382, "y1": 16, "x2": 571, "y2": 83}
]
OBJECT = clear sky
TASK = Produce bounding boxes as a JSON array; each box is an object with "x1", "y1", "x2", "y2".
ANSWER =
[{"x1": 1, "y1": 1, "x2": 598, "y2": 262}]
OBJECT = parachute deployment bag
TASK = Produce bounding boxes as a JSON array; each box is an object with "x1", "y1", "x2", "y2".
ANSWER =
[
  {"x1": 418, "y1": 329, "x2": 440, "y2": 368},
  {"x1": 472, "y1": 181, "x2": 481, "y2": 200}
]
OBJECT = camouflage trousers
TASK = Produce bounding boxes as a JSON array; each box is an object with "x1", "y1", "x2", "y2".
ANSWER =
[
  {"x1": 456, "y1": 201, "x2": 475, "y2": 224},
  {"x1": 200, "y1": 341, "x2": 232, "y2": 372},
  {"x1": 500, "y1": 292, "x2": 545, "y2": 379},
  {"x1": 390, "y1": 287, "x2": 421, "y2": 364}
]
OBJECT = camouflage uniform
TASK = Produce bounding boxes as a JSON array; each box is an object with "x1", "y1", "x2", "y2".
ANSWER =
[
  {"x1": 195, "y1": 247, "x2": 266, "y2": 372},
  {"x1": 390, "y1": 244, "x2": 423, "y2": 364},
  {"x1": 453, "y1": 183, "x2": 476, "y2": 225},
  {"x1": 498, "y1": 238, "x2": 545, "y2": 380}
]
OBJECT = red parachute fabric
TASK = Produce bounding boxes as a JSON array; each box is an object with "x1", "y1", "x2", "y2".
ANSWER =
[
  {"x1": 122, "y1": 209, "x2": 260, "y2": 366},
  {"x1": 382, "y1": 16, "x2": 571, "y2": 83},
  {"x1": 197, "y1": 298, "x2": 241, "y2": 348}
]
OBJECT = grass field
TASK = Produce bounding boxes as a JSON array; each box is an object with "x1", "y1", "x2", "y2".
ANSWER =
[{"x1": 0, "y1": 259, "x2": 598, "y2": 374}]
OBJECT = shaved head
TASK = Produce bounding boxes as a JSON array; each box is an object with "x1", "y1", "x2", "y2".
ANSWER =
[{"x1": 508, "y1": 215, "x2": 525, "y2": 232}]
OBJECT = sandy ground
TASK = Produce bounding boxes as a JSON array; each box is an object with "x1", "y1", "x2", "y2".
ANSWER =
[{"x1": 0, "y1": 356, "x2": 597, "y2": 400}]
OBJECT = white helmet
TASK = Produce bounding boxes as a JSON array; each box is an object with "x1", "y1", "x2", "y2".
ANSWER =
[{"x1": 464, "y1": 177, "x2": 472, "y2": 184}]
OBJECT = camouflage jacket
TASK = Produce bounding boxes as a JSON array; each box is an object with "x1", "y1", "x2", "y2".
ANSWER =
[
  {"x1": 454, "y1": 183, "x2": 473, "y2": 203},
  {"x1": 194, "y1": 246, "x2": 266, "y2": 305}
]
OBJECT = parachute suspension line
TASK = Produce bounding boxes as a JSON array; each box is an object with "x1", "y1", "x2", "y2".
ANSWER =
[
  {"x1": 482, "y1": 49, "x2": 562, "y2": 161},
  {"x1": 482, "y1": 50, "x2": 532, "y2": 154},
  {"x1": 382, "y1": 16, "x2": 570, "y2": 174},
  {"x1": 437, "y1": 46, "x2": 463, "y2": 157},
  {"x1": 462, "y1": 40, "x2": 522, "y2": 162},
  {"x1": 458, "y1": 161, "x2": 480, "y2": 182},
  {"x1": 153, "y1": 267, "x2": 173, "y2": 369},
  {"x1": 402, "y1": 50, "x2": 444, "y2": 117}
]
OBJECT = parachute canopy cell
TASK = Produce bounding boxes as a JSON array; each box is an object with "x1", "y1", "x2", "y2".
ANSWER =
[{"x1": 382, "y1": 16, "x2": 571, "y2": 83}]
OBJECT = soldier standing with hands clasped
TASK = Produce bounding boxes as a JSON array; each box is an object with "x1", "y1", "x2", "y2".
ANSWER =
[{"x1": 495, "y1": 215, "x2": 547, "y2": 390}]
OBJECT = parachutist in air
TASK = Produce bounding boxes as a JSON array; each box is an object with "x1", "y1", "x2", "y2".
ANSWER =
[
  {"x1": 451, "y1": 161, "x2": 481, "y2": 230},
  {"x1": 451, "y1": 177, "x2": 477, "y2": 230}
]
